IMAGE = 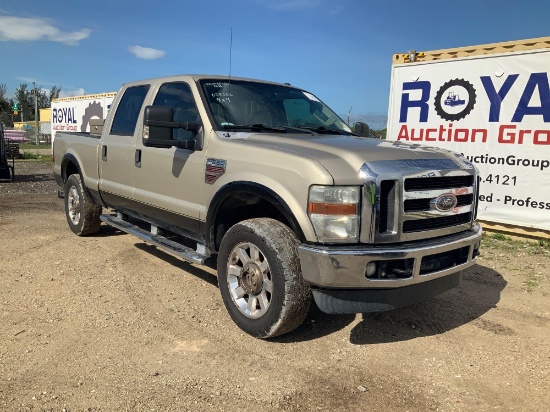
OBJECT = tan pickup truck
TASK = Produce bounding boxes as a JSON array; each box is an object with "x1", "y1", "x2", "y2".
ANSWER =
[{"x1": 53, "y1": 75, "x2": 482, "y2": 338}]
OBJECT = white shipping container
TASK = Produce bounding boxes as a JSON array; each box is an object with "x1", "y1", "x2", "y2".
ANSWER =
[
  {"x1": 51, "y1": 92, "x2": 116, "y2": 143},
  {"x1": 387, "y1": 37, "x2": 550, "y2": 231}
]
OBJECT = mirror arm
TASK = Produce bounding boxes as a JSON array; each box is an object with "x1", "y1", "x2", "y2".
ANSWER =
[{"x1": 144, "y1": 119, "x2": 200, "y2": 131}]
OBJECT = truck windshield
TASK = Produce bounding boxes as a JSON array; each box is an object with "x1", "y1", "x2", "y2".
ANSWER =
[{"x1": 199, "y1": 79, "x2": 352, "y2": 134}]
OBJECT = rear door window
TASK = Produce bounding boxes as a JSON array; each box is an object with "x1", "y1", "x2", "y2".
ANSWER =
[{"x1": 110, "y1": 85, "x2": 150, "y2": 135}]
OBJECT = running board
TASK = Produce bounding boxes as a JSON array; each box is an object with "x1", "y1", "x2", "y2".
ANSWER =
[{"x1": 100, "y1": 214, "x2": 209, "y2": 265}]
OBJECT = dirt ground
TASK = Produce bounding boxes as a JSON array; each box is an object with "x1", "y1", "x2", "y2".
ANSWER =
[{"x1": 1, "y1": 161, "x2": 549, "y2": 412}]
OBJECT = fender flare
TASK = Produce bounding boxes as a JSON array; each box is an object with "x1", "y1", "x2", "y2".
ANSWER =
[
  {"x1": 61, "y1": 153, "x2": 105, "y2": 207},
  {"x1": 61, "y1": 153, "x2": 83, "y2": 183},
  {"x1": 206, "y1": 181, "x2": 306, "y2": 249}
]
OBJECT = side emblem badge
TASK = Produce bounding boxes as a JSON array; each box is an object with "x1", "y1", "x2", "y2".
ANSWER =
[{"x1": 205, "y1": 159, "x2": 227, "y2": 184}]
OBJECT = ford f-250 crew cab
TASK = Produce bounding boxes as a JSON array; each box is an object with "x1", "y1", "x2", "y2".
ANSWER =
[{"x1": 53, "y1": 75, "x2": 482, "y2": 338}]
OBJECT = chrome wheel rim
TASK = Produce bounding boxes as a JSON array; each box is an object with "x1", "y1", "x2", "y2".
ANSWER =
[
  {"x1": 67, "y1": 185, "x2": 81, "y2": 226},
  {"x1": 227, "y1": 242, "x2": 273, "y2": 319}
]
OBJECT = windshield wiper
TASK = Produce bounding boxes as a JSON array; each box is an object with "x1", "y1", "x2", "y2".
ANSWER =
[
  {"x1": 222, "y1": 124, "x2": 287, "y2": 133},
  {"x1": 222, "y1": 124, "x2": 313, "y2": 134},
  {"x1": 299, "y1": 126, "x2": 357, "y2": 136}
]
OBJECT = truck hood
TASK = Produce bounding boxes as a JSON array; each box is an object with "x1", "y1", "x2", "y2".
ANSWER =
[{"x1": 230, "y1": 132, "x2": 473, "y2": 184}]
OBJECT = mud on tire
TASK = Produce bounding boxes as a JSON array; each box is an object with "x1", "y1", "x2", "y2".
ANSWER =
[
  {"x1": 64, "y1": 174, "x2": 102, "y2": 236},
  {"x1": 217, "y1": 218, "x2": 312, "y2": 339}
]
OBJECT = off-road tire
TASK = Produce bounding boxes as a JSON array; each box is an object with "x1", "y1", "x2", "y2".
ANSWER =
[
  {"x1": 217, "y1": 218, "x2": 312, "y2": 338},
  {"x1": 64, "y1": 174, "x2": 102, "y2": 236}
]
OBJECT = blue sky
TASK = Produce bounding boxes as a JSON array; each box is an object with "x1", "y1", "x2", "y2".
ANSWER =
[{"x1": 1, "y1": 0, "x2": 549, "y2": 120}]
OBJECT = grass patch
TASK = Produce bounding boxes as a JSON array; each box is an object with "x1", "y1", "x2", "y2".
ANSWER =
[
  {"x1": 481, "y1": 231, "x2": 550, "y2": 256},
  {"x1": 19, "y1": 143, "x2": 50, "y2": 149},
  {"x1": 491, "y1": 232, "x2": 507, "y2": 241},
  {"x1": 522, "y1": 278, "x2": 539, "y2": 292},
  {"x1": 21, "y1": 152, "x2": 53, "y2": 162}
]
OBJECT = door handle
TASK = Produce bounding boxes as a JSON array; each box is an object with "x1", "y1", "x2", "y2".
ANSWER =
[
  {"x1": 135, "y1": 149, "x2": 142, "y2": 168},
  {"x1": 101, "y1": 145, "x2": 107, "y2": 161}
]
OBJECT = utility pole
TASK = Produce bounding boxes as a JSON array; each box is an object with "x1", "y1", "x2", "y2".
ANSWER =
[{"x1": 33, "y1": 82, "x2": 39, "y2": 145}]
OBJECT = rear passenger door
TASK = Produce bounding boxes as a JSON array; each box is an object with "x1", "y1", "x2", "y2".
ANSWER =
[
  {"x1": 99, "y1": 84, "x2": 149, "y2": 207},
  {"x1": 133, "y1": 81, "x2": 205, "y2": 233}
]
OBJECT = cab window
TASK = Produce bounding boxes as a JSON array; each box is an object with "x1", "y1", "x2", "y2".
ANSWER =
[
  {"x1": 110, "y1": 85, "x2": 150, "y2": 136},
  {"x1": 153, "y1": 82, "x2": 199, "y2": 141}
]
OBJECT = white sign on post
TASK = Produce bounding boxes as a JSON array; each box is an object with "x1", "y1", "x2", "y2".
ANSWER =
[{"x1": 387, "y1": 50, "x2": 550, "y2": 231}]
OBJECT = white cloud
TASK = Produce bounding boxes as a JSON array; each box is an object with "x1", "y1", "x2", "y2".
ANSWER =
[
  {"x1": 128, "y1": 45, "x2": 166, "y2": 60},
  {"x1": 59, "y1": 88, "x2": 86, "y2": 98},
  {"x1": 0, "y1": 15, "x2": 91, "y2": 45},
  {"x1": 256, "y1": 0, "x2": 323, "y2": 10}
]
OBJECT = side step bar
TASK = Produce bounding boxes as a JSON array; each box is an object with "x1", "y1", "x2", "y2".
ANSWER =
[{"x1": 100, "y1": 214, "x2": 209, "y2": 265}]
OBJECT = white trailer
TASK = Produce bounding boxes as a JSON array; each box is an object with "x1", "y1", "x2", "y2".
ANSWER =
[
  {"x1": 387, "y1": 37, "x2": 550, "y2": 232},
  {"x1": 51, "y1": 92, "x2": 116, "y2": 143}
]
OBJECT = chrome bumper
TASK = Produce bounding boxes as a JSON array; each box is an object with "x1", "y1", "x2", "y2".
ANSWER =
[{"x1": 297, "y1": 223, "x2": 482, "y2": 290}]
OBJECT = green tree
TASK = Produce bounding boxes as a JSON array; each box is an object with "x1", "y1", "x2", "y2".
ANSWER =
[
  {"x1": 0, "y1": 83, "x2": 8, "y2": 112},
  {"x1": 49, "y1": 85, "x2": 62, "y2": 102},
  {"x1": 1, "y1": 82, "x2": 63, "y2": 127},
  {"x1": 371, "y1": 128, "x2": 387, "y2": 139},
  {"x1": 14, "y1": 83, "x2": 33, "y2": 122},
  {"x1": 0, "y1": 83, "x2": 13, "y2": 127}
]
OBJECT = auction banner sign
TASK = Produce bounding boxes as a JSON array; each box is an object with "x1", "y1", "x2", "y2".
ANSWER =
[
  {"x1": 51, "y1": 92, "x2": 116, "y2": 142},
  {"x1": 387, "y1": 50, "x2": 550, "y2": 231}
]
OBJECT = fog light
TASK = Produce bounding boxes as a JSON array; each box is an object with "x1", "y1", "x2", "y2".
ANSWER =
[{"x1": 365, "y1": 262, "x2": 377, "y2": 278}]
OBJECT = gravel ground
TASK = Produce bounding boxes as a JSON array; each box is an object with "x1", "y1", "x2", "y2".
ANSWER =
[
  {"x1": 0, "y1": 161, "x2": 549, "y2": 411},
  {"x1": 0, "y1": 160, "x2": 58, "y2": 195}
]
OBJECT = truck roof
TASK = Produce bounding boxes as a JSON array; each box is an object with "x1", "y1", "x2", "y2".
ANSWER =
[
  {"x1": 121, "y1": 74, "x2": 296, "y2": 89},
  {"x1": 392, "y1": 36, "x2": 550, "y2": 64}
]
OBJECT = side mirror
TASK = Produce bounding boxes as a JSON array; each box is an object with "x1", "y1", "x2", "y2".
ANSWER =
[
  {"x1": 143, "y1": 106, "x2": 175, "y2": 148},
  {"x1": 143, "y1": 105, "x2": 202, "y2": 149},
  {"x1": 354, "y1": 122, "x2": 370, "y2": 137}
]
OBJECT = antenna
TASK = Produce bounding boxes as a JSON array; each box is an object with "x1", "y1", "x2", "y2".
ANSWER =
[
  {"x1": 347, "y1": 106, "x2": 352, "y2": 125},
  {"x1": 229, "y1": 28, "x2": 233, "y2": 82}
]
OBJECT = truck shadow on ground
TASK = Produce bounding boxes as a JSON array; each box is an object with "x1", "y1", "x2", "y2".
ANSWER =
[
  {"x1": 123, "y1": 237, "x2": 507, "y2": 344},
  {"x1": 348, "y1": 265, "x2": 506, "y2": 345},
  {"x1": 132, "y1": 241, "x2": 359, "y2": 339},
  {"x1": 134, "y1": 243, "x2": 219, "y2": 287},
  {"x1": 277, "y1": 264, "x2": 506, "y2": 344},
  {"x1": 93, "y1": 225, "x2": 128, "y2": 238},
  {"x1": 11, "y1": 173, "x2": 54, "y2": 182}
]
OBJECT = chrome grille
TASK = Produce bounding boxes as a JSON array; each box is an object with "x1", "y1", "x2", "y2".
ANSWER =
[
  {"x1": 403, "y1": 212, "x2": 472, "y2": 233},
  {"x1": 404, "y1": 194, "x2": 473, "y2": 212},
  {"x1": 360, "y1": 159, "x2": 478, "y2": 244},
  {"x1": 404, "y1": 175, "x2": 474, "y2": 191}
]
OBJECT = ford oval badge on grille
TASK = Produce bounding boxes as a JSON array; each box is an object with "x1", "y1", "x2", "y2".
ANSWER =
[{"x1": 432, "y1": 193, "x2": 458, "y2": 212}]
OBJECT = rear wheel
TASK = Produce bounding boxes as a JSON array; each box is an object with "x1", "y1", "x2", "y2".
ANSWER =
[
  {"x1": 64, "y1": 174, "x2": 102, "y2": 236},
  {"x1": 217, "y1": 218, "x2": 311, "y2": 338}
]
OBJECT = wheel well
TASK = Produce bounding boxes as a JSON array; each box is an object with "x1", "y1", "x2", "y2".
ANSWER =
[
  {"x1": 212, "y1": 192, "x2": 296, "y2": 252},
  {"x1": 63, "y1": 160, "x2": 79, "y2": 182}
]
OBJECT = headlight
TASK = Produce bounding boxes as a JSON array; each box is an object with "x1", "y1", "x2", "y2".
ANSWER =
[{"x1": 308, "y1": 185, "x2": 360, "y2": 243}]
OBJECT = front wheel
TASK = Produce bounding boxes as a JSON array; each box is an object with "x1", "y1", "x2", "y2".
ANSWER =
[
  {"x1": 64, "y1": 174, "x2": 102, "y2": 236},
  {"x1": 217, "y1": 218, "x2": 311, "y2": 338}
]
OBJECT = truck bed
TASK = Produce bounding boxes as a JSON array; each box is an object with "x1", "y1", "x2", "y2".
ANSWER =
[{"x1": 53, "y1": 131, "x2": 102, "y2": 193}]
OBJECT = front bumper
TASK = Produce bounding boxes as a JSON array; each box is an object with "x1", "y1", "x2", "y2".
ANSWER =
[{"x1": 297, "y1": 224, "x2": 482, "y2": 313}]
